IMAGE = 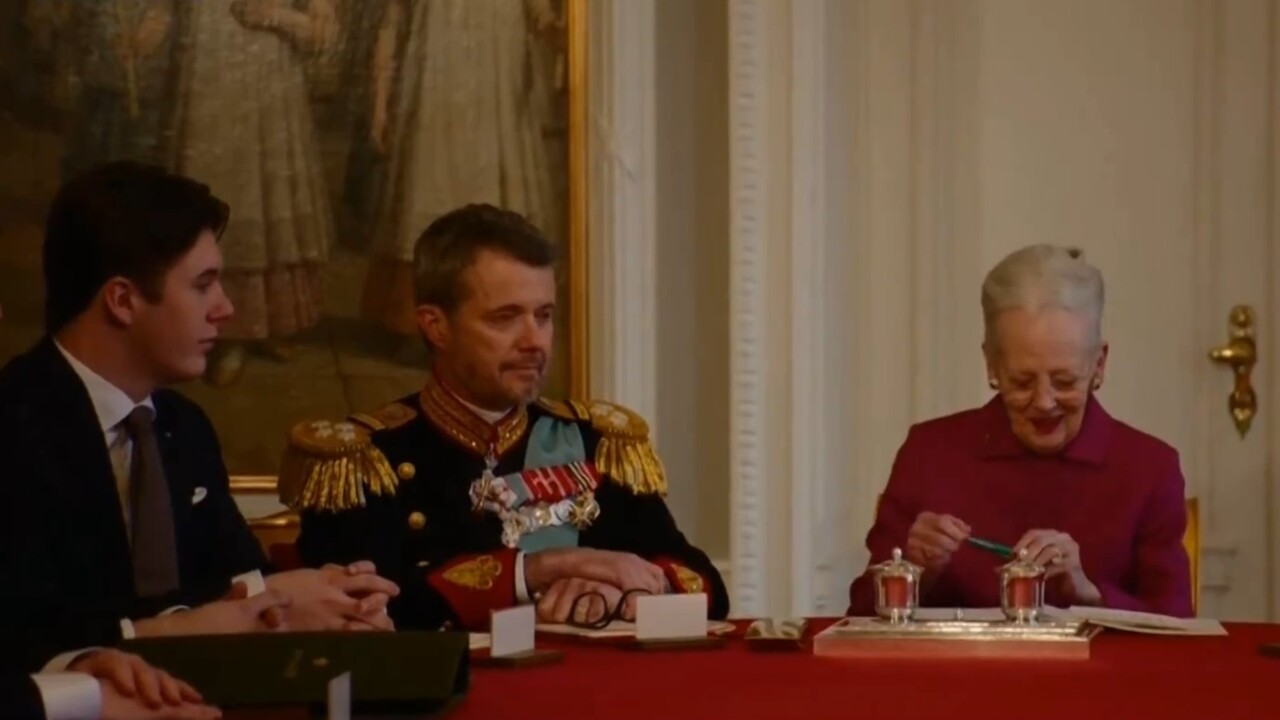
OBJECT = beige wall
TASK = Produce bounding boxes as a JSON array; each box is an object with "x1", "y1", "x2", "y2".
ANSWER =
[{"x1": 654, "y1": 0, "x2": 730, "y2": 559}]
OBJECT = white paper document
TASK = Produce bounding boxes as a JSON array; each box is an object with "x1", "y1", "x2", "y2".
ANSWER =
[
  {"x1": 893, "y1": 606, "x2": 1226, "y2": 636},
  {"x1": 1058, "y1": 606, "x2": 1228, "y2": 636}
]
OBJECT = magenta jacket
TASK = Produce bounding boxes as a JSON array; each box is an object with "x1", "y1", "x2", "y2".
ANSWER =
[{"x1": 848, "y1": 395, "x2": 1194, "y2": 618}]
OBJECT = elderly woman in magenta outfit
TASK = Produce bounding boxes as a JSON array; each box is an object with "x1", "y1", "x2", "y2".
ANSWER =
[{"x1": 848, "y1": 245, "x2": 1193, "y2": 618}]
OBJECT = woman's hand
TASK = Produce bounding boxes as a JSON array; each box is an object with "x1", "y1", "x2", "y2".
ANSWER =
[
  {"x1": 1013, "y1": 529, "x2": 1102, "y2": 605},
  {"x1": 905, "y1": 512, "x2": 971, "y2": 572}
]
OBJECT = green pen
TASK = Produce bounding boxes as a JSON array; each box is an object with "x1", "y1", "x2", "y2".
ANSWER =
[{"x1": 966, "y1": 536, "x2": 1014, "y2": 559}]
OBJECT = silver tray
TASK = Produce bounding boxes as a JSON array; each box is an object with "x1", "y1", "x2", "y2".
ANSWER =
[
  {"x1": 824, "y1": 616, "x2": 1089, "y2": 638},
  {"x1": 813, "y1": 613, "x2": 1100, "y2": 659}
]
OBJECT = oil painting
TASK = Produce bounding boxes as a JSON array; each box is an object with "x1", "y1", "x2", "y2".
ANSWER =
[{"x1": 0, "y1": 0, "x2": 588, "y2": 488}]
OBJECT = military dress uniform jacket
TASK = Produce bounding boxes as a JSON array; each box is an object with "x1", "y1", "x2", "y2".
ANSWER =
[{"x1": 283, "y1": 378, "x2": 729, "y2": 631}]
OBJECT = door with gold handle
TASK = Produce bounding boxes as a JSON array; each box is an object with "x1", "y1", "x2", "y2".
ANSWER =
[{"x1": 1208, "y1": 305, "x2": 1257, "y2": 437}]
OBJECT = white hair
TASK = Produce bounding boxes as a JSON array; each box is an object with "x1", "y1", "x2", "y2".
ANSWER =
[{"x1": 981, "y1": 244, "x2": 1105, "y2": 350}]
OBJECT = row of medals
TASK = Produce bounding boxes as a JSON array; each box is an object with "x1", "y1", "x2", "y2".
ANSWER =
[
  {"x1": 473, "y1": 458, "x2": 603, "y2": 548},
  {"x1": 498, "y1": 492, "x2": 602, "y2": 548}
]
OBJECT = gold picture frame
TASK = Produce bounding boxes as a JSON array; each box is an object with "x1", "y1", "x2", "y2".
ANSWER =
[{"x1": 0, "y1": 0, "x2": 591, "y2": 499}]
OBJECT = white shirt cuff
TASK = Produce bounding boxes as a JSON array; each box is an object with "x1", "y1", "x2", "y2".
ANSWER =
[
  {"x1": 514, "y1": 551, "x2": 532, "y2": 604},
  {"x1": 233, "y1": 570, "x2": 267, "y2": 596},
  {"x1": 41, "y1": 648, "x2": 101, "y2": 674},
  {"x1": 30, "y1": 672, "x2": 102, "y2": 720},
  {"x1": 123, "y1": 605, "x2": 190, "y2": 639}
]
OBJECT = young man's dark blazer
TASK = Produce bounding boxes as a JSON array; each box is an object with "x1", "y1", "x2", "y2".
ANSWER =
[
  {"x1": 0, "y1": 674, "x2": 48, "y2": 720},
  {"x1": 0, "y1": 337, "x2": 268, "y2": 673}
]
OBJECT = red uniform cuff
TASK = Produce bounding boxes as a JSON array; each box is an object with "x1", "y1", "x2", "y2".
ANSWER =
[
  {"x1": 426, "y1": 549, "x2": 518, "y2": 630},
  {"x1": 652, "y1": 557, "x2": 708, "y2": 596}
]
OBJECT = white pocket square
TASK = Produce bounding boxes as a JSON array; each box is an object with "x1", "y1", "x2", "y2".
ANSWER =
[{"x1": 191, "y1": 487, "x2": 208, "y2": 505}]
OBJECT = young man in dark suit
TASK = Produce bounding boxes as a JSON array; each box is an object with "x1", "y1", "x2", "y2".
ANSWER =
[{"x1": 0, "y1": 161, "x2": 399, "y2": 675}]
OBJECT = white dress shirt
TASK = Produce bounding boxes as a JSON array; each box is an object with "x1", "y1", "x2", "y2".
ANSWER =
[
  {"x1": 29, "y1": 672, "x2": 101, "y2": 720},
  {"x1": 54, "y1": 340, "x2": 153, "y2": 537}
]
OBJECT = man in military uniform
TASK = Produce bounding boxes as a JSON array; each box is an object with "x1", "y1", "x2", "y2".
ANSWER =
[{"x1": 282, "y1": 204, "x2": 728, "y2": 631}]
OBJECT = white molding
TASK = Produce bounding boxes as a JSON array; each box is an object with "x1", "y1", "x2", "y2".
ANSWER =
[
  {"x1": 1211, "y1": 0, "x2": 1275, "y2": 621},
  {"x1": 908, "y1": 0, "x2": 951, "y2": 421},
  {"x1": 788, "y1": 0, "x2": 827, "y2": 616},
  {"x1": 727, "y1": 0, "x2": 771, "y2": 618},
  {"x1": 587, "y1": 0, "x2": 658, "y2": 424},
  {"x1": 721, "y1": 0, "x2": 981, "y2": 619},
  {"x1": 1189, "y1": 0, "x2": 1221, "y2": 610},
  {"x1": 845, "y1": 0, "x2": 881, "y2": 604},
  {"x1": 837, "y1": 0, "x2": 983, "y2": 615},
  {"x1": 908, "y1": 0, "x2": 983, "y2": 419},
  {"x1": 727, "y1": 0, "x2": 859, "y2": 617},
  {"x1": 811, "y1": 0, "x2": 860, "y2": 617}
]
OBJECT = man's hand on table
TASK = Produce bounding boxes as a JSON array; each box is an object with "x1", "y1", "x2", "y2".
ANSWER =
[
  {"x1": 524, "y1": 548, "x2": 667, "y2": 598},
  {"x1": 265, "y1": 561, "x2": 400, "y2": 631},
  {"x1": 534, "y1": 577, "x2": 632, "y2": 624},
  {"x1": 68, "y1": 648, "x2": 222, "y2": 720},
  {"x1": 102, "y1": 680, "x2": 222, "y2": 720},
  {"x1": 132, "y1": 586, "x2": 291, "y2": 637}
]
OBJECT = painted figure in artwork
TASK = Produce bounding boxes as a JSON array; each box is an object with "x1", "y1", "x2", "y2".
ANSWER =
[
  {"x1": 173, "y1": 0, "x2": 339, "y2": 385},
  {"x1": 25, "y1": 0, "x2": 182, "y2": 177},
  {"x1": 360, "y1": 0, "x2": 565, "y2": 361}
]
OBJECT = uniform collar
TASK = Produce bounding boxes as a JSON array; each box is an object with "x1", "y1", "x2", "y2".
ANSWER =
[
  {"x1": 457, "y1": 395, "x2": 513, "y2": 425},
  {"x1": 53, "y1": 339, "x2": 155, "y2": 435},
  {"x1": 418, "y1": 372, "x2": 528, "y2": 458},
  {"x1": 976, "y1": 393, "x2": 1111, "y2": 465}
]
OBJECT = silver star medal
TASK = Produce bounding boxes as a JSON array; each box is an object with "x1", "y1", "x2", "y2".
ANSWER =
[
  {"x1": 500, "y1": 511, "x2": 526, "y2": 548},
  {"x1": 471, "y1": 448, "x2": 500, "y2": 513},
  {"x1": 481, "y1": 447, "x2": 528, "y2": 548}
]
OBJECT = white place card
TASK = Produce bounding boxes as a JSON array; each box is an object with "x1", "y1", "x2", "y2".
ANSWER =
[
  {"x1": 636, "y1": 593, "x2": 708, "y2": 640},
  {"x1": 326, "y1": 671, "x2": 351, "y2": 720},
  {"x1": 490, "y1": 605, "x2": 536, "y2": 657}
]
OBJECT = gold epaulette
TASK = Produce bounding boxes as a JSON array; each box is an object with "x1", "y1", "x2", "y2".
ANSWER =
[
  {"x1": 535, "y1": 397, "x2": 588, "y2": 422},
  {"x1": 349, "y1": 400, "x2": 418, "y2": 432},
  {"x1": 277, "y1": 405, "x2": 414, "y2": 512},
  {"x1": 539, "y1": 398, "x2": 668, "y2": 496}
]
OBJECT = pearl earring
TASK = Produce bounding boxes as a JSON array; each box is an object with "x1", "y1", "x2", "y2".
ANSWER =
[{"x1": 988, "y1": 378, "x2": 999, "y2": 389}]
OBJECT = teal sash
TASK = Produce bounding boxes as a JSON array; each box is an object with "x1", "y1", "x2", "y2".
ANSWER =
[{"x1": 516, "y1": 416, "x2": 587, "y2": 553}]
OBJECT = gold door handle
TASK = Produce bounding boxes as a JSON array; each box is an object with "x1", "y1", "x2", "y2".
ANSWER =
[{"x1": 1208, "y1": 305, "x2": 1257, "y2": 438}]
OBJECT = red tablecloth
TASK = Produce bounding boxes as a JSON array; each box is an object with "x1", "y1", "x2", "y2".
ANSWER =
[
  {"x1": 450, "y1": 620, "x2": 1280, "y2": 720},
  {"x1": 226, "y1": 620, "x2": 1280, "y2": 719}
]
